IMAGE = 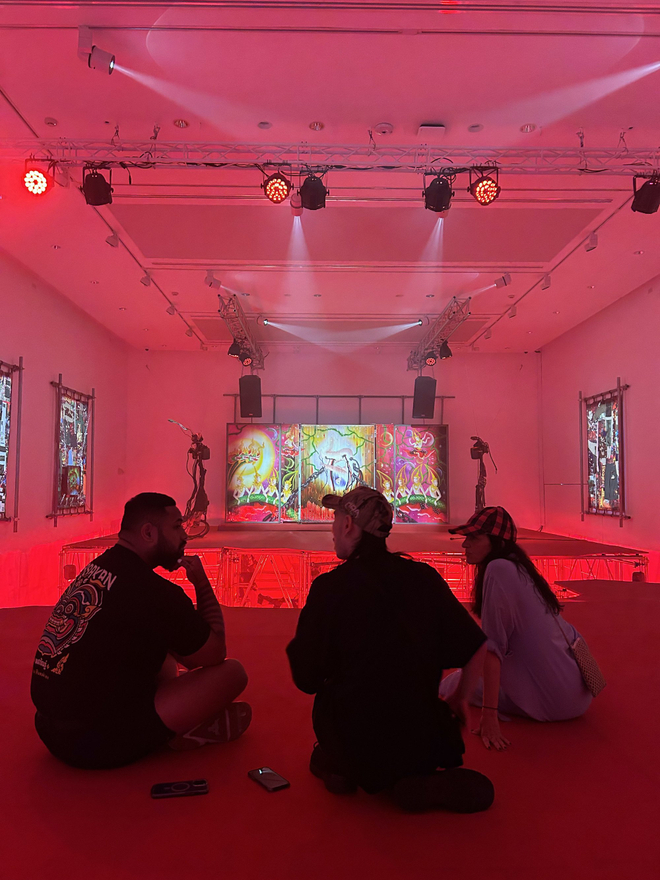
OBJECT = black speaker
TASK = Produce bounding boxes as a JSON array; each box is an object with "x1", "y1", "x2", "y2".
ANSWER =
[
  {"x1": 239, "y1": 374, "x2": 262, "y2": 418},
  {"x1": 412, "y1": 375, "x2": 436, "y2": 419}
]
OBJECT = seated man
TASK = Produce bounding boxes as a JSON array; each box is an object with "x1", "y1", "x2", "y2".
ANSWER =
[
  {"x1": 286, "y1": 487, "x2": 494, "y2": 813},
  {"x1": 31, "y1": 492, "x2": 250, "y2": 769}
]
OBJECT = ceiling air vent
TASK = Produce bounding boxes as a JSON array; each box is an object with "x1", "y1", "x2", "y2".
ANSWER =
[{"x1": 417, "y1": 123, "x2": 446, "y2": 139}]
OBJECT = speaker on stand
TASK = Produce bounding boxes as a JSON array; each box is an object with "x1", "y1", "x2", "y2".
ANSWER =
[
  {"x1": 412, "y1": 375, "x2": 436, "y2": 420},
  {"x1": 239, "y1": 374, "x2": 262, "y2": 418}
]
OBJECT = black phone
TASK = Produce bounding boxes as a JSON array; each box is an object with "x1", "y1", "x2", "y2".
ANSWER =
[
  {"x1": 151, "y1": 779, "x2": 209, "y2": 799},
  {"x1": 248, "y1": 767, "x2": 290, "y2": 792}
]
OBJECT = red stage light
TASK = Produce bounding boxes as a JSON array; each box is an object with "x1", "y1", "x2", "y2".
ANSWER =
[
  {"x1": 23, "y1": 165, "x2": 53, "y2": 196},
  {"x1": 263, "y1": 171, "x2": 292, "y2": 204},
  {"x1": 425, "y1": 352, "x2": 437, "y2": 366},
  {"x1": 469, "y1": 174, "x2": 500, "y2": 206}
]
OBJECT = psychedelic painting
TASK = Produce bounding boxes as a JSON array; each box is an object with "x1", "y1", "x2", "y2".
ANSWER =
[
  {"x1": 0, "y1": 370, "x2": 12, "y2": 518},
  {"x1": 57, "y1": 393, "x2": 90, "y2": 512},
  {"x1": 586, "y1": 396, "x2": 621, "y2": 515},
  {"x1": 226, "y1": 424, "x2": 281, "y2": 522},
  {"x1": 393, "y1": 425, "x2": 448, "y2": 523}
]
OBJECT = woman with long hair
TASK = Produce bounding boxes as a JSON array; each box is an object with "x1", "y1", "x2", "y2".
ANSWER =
[{"x1": 440, "y1": 507, "x2": 592, "y2": 751}]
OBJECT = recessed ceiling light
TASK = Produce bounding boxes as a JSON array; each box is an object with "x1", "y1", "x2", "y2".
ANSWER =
[
  {"x1": 44, "y1": 117, "x2": 58, "y2": 127},
  {"x1": 313, "y1": 294, "x2": 322, "y2": 298},
  {"x1": 527, "y1": 330, "x2": 533, "y2": 334},
  {"x1": 395, "y1": 294, "x2": 404, "y2": 298},
  {"x1": 258, "y1": 121, "x2": 272, "y2": 130},
  {"x1": 634, "y1": 250, "x2": 644, "y2": 255},
  {"x1": 171, "y1": 290, "x2": 179, "y2": 296},
  {"x1": 426, "y1": 294, "x2": 435, "y2": 298},
  {"x1": 240, "y1": 292, "x2": 250, "y2": 297},
  {"x1": 587, "y1": 285, "x2": 595, "y2": 289},
  {"x1": 553, "y1": 310, "x2": 560, "y2": 314},
  {"x1": 504, "y1": 346, "x2": 511, "y2": 350},
  {"x1": 173, "y1": 119, "x2": 189, "y2": 128},
  {"x1": 520, "y1": 123, "x2": 537, "y2": 133},
  {"x1": 309, "y1": 121, "x2": 324, "y2": 131},
  {"x1": 51, "y1": 244, "x2": 61, "y2": 250},
  {"x1": 143, "y1": 327, "x2": 149, "y2": 331},
  {"x1": 90, "y1": 280, "x2": 99, "y2": 284},
  {"x1": 118, "y1": 307, "x2": 126, "y2": 311},
  {"x1": 468, "y1": 124, "x2": 483, "y2": 133},
  {"x1": 284, "y1": 293, "x2": 292, "y2": 297},
  {"x1": 508, "y1": 294, "x2": 515, "y2": 299}
]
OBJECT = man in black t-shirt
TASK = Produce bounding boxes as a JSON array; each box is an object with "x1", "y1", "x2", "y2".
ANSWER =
[
  {"x1": 286, "y1": 487, "x2": 494, "y2": 812},
  {"x1": 31, "y1": 493, "x2": 250, "y2": 769}
]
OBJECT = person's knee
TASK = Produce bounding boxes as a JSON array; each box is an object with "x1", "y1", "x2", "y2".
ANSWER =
[{"x1": 221, "y1": 658, "x2": 248, "y2": 692}]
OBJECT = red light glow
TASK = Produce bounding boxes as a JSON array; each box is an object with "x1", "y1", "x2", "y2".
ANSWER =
[
  {"x1": 263, "y1": 172, "x2": 291, "y2": 204},
  {"x1": 24, "y1": 168, "x2": 52, "y2": 195},
  {"x1": 470, "y1": 175, "x2": 501, "y2": 206}
]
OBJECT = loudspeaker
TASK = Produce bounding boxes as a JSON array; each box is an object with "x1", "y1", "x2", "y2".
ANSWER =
[
  {"x1": 239, "y1": 374, "x2": 262, "y2": 418},
  {"x1": 412, "y1": 375, "x2": 436, "y2": 419}
]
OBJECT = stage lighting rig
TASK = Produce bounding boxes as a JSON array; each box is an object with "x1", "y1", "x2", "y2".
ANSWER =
[
  {"x1": 78, "y1": 26, "x2": 115, "y2": 74},
  {"x1": 468, "y1": 169, "x2": 501, "y2": 205},
  {"x1": 82, "y1": 167, "x2": 113, "y2": 205},
  {"x1": 407, "y1": 297, "x2": 470, "y2": 371},
  {"x1": 205, "y1": 270, "x2": 222, "y2": 289},
  {"x1": 263, "y1": 170, "x2": 292, "y2": 203},
  {"x1": 300, "y1": 174, "x2": 328, "y2": 210},
  {"x1": 424, "y1": 352, "x2": 437, "y2": 366},
  {"x1": 423, "y1": 174, "x2": 454, "y2": 213},
  {"x1": 290, "y1": 190, "x2": 303, "y2": 216},
  {"x1": 23, "y1": 159, "x2": 54, "y2": 196},
  {"x1": 218, "y1": 292, "x2": 266, "y2": 370},
  {"x1": 494, "y1": 273, "x2": 512, "y2": 288},
  {"x1": 631, "y1": 174, "x2": 660, "y2": 214}
]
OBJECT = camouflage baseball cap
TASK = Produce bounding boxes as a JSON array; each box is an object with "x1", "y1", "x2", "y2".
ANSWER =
[{"x1": 322, "y1": 487, "x2": 393, "y2": 538}]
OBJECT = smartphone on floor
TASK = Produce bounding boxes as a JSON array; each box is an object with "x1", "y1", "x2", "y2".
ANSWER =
[
  {"x1": 248, "y1": 767, "x2": 290, "y2": 791},
  {"x1": 151, "y1": 779, "x2": 209, "y2": 798}
]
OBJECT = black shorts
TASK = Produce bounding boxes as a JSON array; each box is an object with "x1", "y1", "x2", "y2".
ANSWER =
[{"x1": 35, "y1": 708, "x2": 175, "y2": 770}]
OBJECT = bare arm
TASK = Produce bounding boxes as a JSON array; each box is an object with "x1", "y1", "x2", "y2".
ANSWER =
[
  {"x1": 475, "y1": 650, "x2": 511, "y2": 751},
  {"x1": 180, "y1": 556, "x2": 226, "y2": 652},
  {"x1": 445, "y1": 641, "x2": 486, "y2": 727}
]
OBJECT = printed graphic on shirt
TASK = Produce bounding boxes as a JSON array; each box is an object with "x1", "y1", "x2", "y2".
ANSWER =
[{"x1": 35, "y1": 563, "x2": 116, "y2": 667}]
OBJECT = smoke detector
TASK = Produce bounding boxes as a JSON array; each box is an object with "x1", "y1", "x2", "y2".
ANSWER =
[{"x1": 374, "y1": 122, "x2": 394, "y2": 135}]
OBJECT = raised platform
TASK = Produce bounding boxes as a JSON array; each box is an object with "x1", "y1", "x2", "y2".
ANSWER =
[{"x1": 60, "y1": 525, "x2": 648, "y2": 608}]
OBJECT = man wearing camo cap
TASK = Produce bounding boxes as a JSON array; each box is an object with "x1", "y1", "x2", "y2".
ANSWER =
[{"x1": 287, "y1": 486, "x2": 494, "y2": 813}]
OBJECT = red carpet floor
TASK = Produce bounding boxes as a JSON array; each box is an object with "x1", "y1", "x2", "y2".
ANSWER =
[{"x1": 2, "y1": 582, "x2": 658, "y2": 880}]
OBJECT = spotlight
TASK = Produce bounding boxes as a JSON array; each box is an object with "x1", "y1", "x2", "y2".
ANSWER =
[
  {"x1": 541, "y1": 274, "x2": 551, "y2": 290},
  {"x1": 82, "y1": 168, "x2": 113, "y2": 205},
  {"x1": 166, "y1": 304, "x2": 177, "y2": 315},
  {"x1": 417, "y1": 319, "x2": 423, "y2": 326},
  {"x1": 423, "y1": 175, "x2": 454, "y2": 213},
  {"x1": 23, "y1": 160, "x2": 54, "y2": 196},
  {"x1": 205, "y1": 270, "x2": 222, "y2": 289},
  {"x1": 585, "y1": 231, "x2": 598, "y2": 252},
  {"x1": 632, "y1": 175, "x2": 660, "y2": 214},
  {"x1": 240, "y1": 350, "x2": 253, "y2": 367},
  {"x1": 263, "y1": 171, "x2": 292, "y2": 204},
  {"x1": 89, "y1": 46, "x2": 115, "y2": 74},
  {"x1": 424, "y1": 351, "x2": 437, "y2": 366},
  {"x1": 263, "y1": 318, "x2": 270, "y2": 326},
  {"x1": 139, "y1": 272, "x2": 151, "y2": 287},
  {"x1": 468, "y1": 169, "x2": 501, "y2": 206},
  {"x1": 439, "y1": 341, "x2": 452, "y2": 360},
  {"x1": 300, "y1": 174, "x2": 328, "y2": 210},
  {"x1": 106, "y1": 232, "x2": 119, "y2": 248},
  {"x1": 185, "y1": 328, "x2": 194, "y2": 337},
  {"x1": 494, "y1": 273, "x2": 512, "y2": 288},
  {"x1": 228, "y1": 340, "x2": 241, "y2": 358},
  {"x1": 290, "y1": 191, "x2": 303, "y2": 217},
  {"x1": 485, "y1": 328, "x2": 492, "y2": 340},
  {"x1": 509, "y1": 305, "x2": 517, "y2": 318}
]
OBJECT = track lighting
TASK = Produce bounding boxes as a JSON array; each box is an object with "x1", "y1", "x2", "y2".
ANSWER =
[
  {"x1": 263, "y1": 171, "x2": 292, "y2": 204},
  {"x1": 541, "y1": 274, "x2": 551, "y2": 290},
  {"x1": 300, "y1": 174, "x2": 328, "y2": 210},
  {"x1": 78, "y1": 26, "x2": 115, "y2": 74},
  {"x1": 585, "y1": 231, "x2": 598, "y2": 252},
  {"x1": 485, "y1": 328, "x2": 492, "y2": 340},
  {"x1": 631, "y1": 175, "x2": 660, "y2": 214},
  {"x1": 82, "y1": 168, "x2": 113, "y2": 205},
  {"x1": 166, "y1": 304, "x2": 177, "y2": 315},
  {"x1": 439, "y1": 341, "x2": 452, "y2": 360},
  {"x1": 494, "y1": 273, "x2": 512, "y2": 288},
  {"x1": 23, "y1": 160, "x2": 54, "y2": 196},
  {"x1": 468, "y1": 169, "x2": 501, "y2": 205},
  {"x1": 509, "y1": 305, "x2": 517, "y2": 318},
  {"x1": 228, "y1": 340, "x2": 241, "y2": 358},
  {"x1": 105, "y1": 232, "x2": 119, "y2": 248},
  {"x1": 205, "y1": 270, "x2": 222, "y2": 289},
  {"x1": 290, "y1": 191, "x2": 303, "y2": 217},
  {"x1": 423, "y1": 175, "x2": 454, "y2": 213},
  {"x1": 139, "y1": 272, "x2": 151, "y2": 287},
  {"x1": 185, "y1": 328, "x2": 194, "y2": 337}
]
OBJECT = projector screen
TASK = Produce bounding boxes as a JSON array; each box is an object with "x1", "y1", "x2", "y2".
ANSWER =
[{"x1": 226, "y1": 423, "x2": 448, "y2": 524}]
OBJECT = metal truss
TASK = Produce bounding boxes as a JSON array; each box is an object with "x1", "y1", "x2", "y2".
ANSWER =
[
  {"x1": 1, "y1": 138, "x2": 660, "y2": 176},
  {"x1": 217, "y1": 293, "x2": 266, "y2": 370},
  {"x1": 407, "y1": 297, "x2": 471, "y2": 371}
]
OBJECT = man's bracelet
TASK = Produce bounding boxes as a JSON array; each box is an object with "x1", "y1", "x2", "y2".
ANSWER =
[{"x1": 482, "y1": 705, "x2": 499, "y2": 711}]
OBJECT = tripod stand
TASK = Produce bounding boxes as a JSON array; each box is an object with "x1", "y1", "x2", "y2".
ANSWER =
[
  {"x1": 169, "y1": 420, "x2": 211, "y2": 538},
  {"x1": 470, "y1": 436, "x2": 498, "y2": 513}
]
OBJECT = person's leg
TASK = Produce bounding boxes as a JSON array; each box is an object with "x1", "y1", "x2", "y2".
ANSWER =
[{"x1": 155, "y1": 658, "x2": 250, "y2": 746}]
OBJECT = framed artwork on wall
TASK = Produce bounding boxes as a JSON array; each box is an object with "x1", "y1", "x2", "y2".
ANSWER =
[
  {"x1": 49, "y1": 376, "x2": 95, "y2": 525},
  {"x1": 580, "y1": 378, "x2": 628, "y2": 526},
  {"x1": 0, "y1": 358, "x2": 24, "y2": 531},
  {"x1": 225, "y1": 423, "x2": 449, "y2": 524}
]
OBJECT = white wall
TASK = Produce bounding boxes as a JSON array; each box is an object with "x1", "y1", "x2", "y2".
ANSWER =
[
  {"x1": 0, "y1": 250, "x2": 129, "y2": 606},
  {"x1": 125, "y1": 345, "x2": 543, "y2": 530},
  {"x1": 539, "y1": 274, "x2": 660, "y2": 579}
]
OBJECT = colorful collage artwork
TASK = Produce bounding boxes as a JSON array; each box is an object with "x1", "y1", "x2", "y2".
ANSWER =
[
  {"x1": 0, "y1": 372, "x2": 12, "y2": 518},
  {"x1": 586, "y1": 397, "x2": 621, "y2": 514},
  {"x1": 226, "y1": 424, "x2": 448, "y2": 524},
  {"x1": 57, "y1": 394, "x2": 89, "y2": 512}
]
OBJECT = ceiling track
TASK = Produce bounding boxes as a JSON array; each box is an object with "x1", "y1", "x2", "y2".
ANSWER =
[{"x1": 3, "y1": 140, "x2": 659, "y2": 176}]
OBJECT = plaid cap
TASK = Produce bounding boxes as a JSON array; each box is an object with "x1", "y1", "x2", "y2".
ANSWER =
[
  {"x1": 448, "y1": 506, "x2": 517, "y2": 542},
  {"x1": 322, "y1": 486, "x2": 393, "y2": 538}
]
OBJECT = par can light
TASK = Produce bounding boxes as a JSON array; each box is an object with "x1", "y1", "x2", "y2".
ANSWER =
[
  {"x1": 300, "y1": 174, "x2": 328, "y2": 210},
  {"x1": 423, "y1": 175, "x2": 454, "y2": 213},
  {"x1": 263, "y1": 171, "x2": 292, "y2": 204},
  {"x1": 469, "y1": 171, "x2": 501, "y2": 205},
  {"x1": 82, "y1": 168, "x2": 113, "y2": 205},
  {"x1": 632, "y1": 175, "x2": 660, "y2": 214}
]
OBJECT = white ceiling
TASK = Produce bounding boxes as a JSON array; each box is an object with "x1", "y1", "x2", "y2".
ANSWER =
[{"x1": 1, "y1": 1, "x2": 660, "y2": 356}]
